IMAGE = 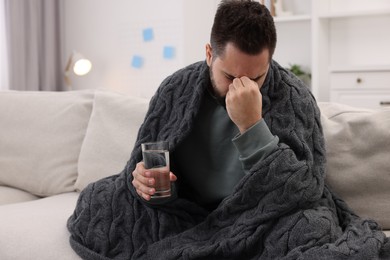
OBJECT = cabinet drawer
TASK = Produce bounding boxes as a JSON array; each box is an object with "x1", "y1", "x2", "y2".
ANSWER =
[
  {"x1": 330, "y1": 71, "x2": 390, "y2": 90},
  {"x1": 330, "y1": 91, "x2": 390, "y2": 109}
]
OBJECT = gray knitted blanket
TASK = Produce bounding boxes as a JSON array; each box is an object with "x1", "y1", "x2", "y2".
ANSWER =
[{"x1": 68, "y1": 61, "x2": 390, "y2": 259}]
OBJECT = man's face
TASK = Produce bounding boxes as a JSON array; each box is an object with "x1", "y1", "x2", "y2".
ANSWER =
[{"x1": 206, "y1": 42, "x2": 270, "y2": 101}]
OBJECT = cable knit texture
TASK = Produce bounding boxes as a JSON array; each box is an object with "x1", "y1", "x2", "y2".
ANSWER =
[{"x1": 67, "y1": 61, "x2": 390, "y2": 259}]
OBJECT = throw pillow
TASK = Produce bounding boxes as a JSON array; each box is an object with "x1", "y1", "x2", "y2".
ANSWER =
[
  {"x1": 0, "y1": 90, "x2": 94, "y2": 196},
  {"x1": 320, "y1": 102, "x2": 390, "y2": 229},
  {"x1": 75, "y1": 90, "x2": 149, "y2": 191}
]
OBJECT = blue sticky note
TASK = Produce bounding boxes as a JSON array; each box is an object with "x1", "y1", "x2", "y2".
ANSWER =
[
  {"x1": 131, "y1": 55, "x2": 143, "y2": 69},
  {"x1": 163, "y1": 46, "x2": 175, "y2": 59},
  {"x1": 143, "y1": 28, "x2": 154, "y2": 42}
]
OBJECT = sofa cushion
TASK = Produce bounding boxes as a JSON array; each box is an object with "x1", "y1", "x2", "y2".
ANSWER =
[
  {"x1": 75, "y1": 90, "x2": 149, "y2": 191},
  {"x1": 0, "y1": 192, "x2": 81, "y2": 259},
  {"x1": 0, "y1": 186, "x2": 40, "y2": 205},
  {"x1": 319, "y1": 102, "x2": 390, "y2": 229},
  {"x1": 0, "y1": 90, "x2": 94, "y2": 196}
]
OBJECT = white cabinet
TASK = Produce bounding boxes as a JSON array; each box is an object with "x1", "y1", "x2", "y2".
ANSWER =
[
  {"x1": 272, "y1": 0, "x2": 390, "y2": 108},
  {"x1": 330, "y1": 71, "x2": 390, "y2": 91},
  {"x1": 330, "y1": 69, "x2": 390, "y2": 108},
  {"x1": 330, "y1": 91, "x2": 390, "y2": 109}
]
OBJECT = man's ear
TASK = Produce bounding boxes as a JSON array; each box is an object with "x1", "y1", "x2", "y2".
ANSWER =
[{"x1": 205, "y1": 43, "x2": 213, "y2": 67}]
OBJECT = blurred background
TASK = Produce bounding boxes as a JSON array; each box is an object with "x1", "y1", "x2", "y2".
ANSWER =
[{"x1": 1, "y1": 0, "x2": 389, "y2": 108}]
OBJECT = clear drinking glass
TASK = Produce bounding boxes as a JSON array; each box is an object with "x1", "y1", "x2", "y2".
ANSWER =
[{"x1": 141, "y1": 141, "x2": 171, "y2": 198}]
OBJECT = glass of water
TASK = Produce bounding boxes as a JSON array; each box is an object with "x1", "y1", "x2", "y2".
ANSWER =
[{"x1": 141, "y1": 141, "x2": 171, "y2": 198}]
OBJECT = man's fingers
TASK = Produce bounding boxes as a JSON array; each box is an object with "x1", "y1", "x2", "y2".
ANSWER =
[
  {"x1": 240, "y1": 76, "x2": 253, "y2": 86},
  {"x1": 169, "y1": 172, "x2": 177, "y2": 182},
  {"x1": 132, "y1": 162, "x2": 156, "y2": 200},
  {"x1": 142, "y1": 193, "x2": 151, "y2": 201},
  {"x1": 132, "y1": 162, "x2": 177, "y2": 201},
  {"x1": 232, "y1": 78, "x2": 244, "y2": 88},
  {"x1": 134, "y1": 170, "x2": 154, "y2": 185},
  {"x1": 137, "y1": 190, "x2": 151, "y2": 201},
  {"x1": 133, "y1": 178, "x2": 155, "y2": 195}
]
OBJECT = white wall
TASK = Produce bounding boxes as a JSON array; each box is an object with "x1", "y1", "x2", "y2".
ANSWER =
[
  {"x1": 273, "y1": 21, "x2": 311, "y2": 71},
  {"x1": 63, "y1": 0, "x2": 218, "y2": 98},
  {"x1": 182, "y1": 1, "x2": 218, "y2": 66},
  {"x1": 64, "y1": 0, "x2": 390, "y2": 102}
]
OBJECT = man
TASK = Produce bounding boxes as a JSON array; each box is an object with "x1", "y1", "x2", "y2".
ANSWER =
[
  {"x1": 132, "y1": 0, "x2": 277, "y2": 209},
  {"x1": 68, "y1": 1, "x2": 389, "y2": 259}
]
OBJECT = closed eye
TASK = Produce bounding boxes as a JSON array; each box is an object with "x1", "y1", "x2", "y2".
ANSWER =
[
  {"x1": 224, "y1": 73, "x2": 235, "y2": 81},
  {"x1": 252, "y1": 76, "x2": 262, "y2": 82}
]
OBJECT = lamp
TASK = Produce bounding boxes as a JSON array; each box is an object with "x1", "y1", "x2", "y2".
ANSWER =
[{"x1": 64, "y1": 51, "x2": 92, "y2": 89}]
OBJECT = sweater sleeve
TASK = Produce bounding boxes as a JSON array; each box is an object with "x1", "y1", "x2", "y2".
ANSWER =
[{"x1": 232, "y1": 119, "x2": 279, "y2": 173}]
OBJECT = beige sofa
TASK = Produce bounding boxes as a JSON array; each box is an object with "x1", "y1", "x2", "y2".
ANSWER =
[{"x1": 0, "y1": 89, "x2": 389, "y2": 259}]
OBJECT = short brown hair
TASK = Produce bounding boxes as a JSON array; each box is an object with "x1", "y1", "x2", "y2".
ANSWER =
[{"x1": 210, "y1": 0, "x2": 277, "y2": 59}]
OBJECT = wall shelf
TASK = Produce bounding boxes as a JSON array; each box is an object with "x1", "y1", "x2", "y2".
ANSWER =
[
  {"x1": 330, "y1": 65, "x2": 390, "y2": 73},
  {"x1": 274, "y1": 15, "x2": 311, "y2": 23},
  {"x1": 319, "y1": 8, "x2": 390, "y2": 19}
]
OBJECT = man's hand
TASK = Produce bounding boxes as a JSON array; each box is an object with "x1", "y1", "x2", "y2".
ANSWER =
[
  {"x1": 226, "y1": 76, "x2": 263, "y2": 133},
  {"x1": 132, "y1": 162, "x2": 177, "y2": 201}
]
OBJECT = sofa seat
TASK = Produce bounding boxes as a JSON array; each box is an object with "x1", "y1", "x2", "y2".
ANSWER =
[
  {"x1": 0, "y1": 186, "x2": 40, "y2": 205},
  {"x1": 0, "y1": 192, "x2": 81, "y2": 260}
]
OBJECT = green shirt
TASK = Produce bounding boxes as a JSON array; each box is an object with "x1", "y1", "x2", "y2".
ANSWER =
[{"x1": 172, "y1": 90, "x2": 279, "y2": 208}]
